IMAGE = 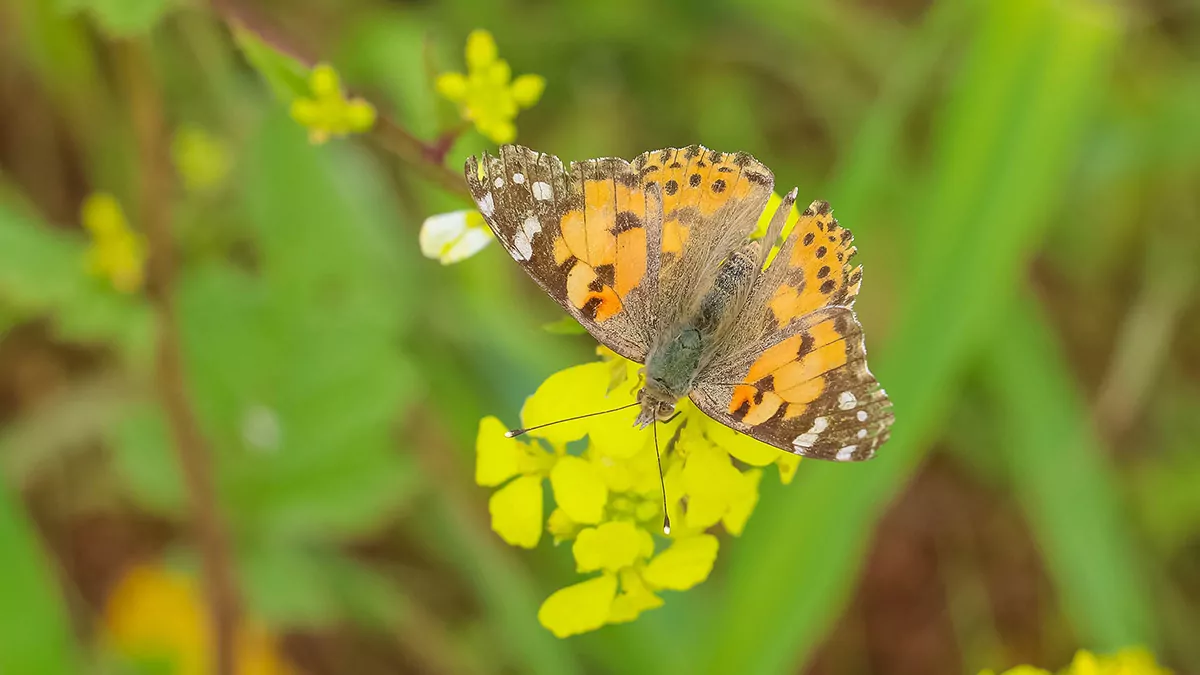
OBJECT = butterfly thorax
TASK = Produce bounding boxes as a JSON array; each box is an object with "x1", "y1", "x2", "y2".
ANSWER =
[{"x1": 634, "y1": 243, "x2": 761, "y2": 429}]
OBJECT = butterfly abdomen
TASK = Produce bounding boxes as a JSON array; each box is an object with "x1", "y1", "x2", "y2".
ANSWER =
[{"x1": 694, "y1": 243, "x2": 759, "y2": 336}]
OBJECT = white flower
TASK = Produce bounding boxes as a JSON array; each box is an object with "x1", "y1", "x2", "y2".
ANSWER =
[{"x1": 419, "y1": 210, "x2": 493, "y2": 264}]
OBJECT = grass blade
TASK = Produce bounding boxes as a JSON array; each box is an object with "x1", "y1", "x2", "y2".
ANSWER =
[
  {"x1": 0, "y1": 484, "x2": 80, "y2": 674},
  {"x1": 985, "y1": 297, "x2": 1158, "y2": 650},
  {"x1": 696, "y1": 2, "x2": 1121, "y2": 672}
]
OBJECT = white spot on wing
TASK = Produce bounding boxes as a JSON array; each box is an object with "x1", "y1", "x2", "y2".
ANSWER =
[
  {"x1": 479, "y1": 192, "x2": 495, "y2": 216},
  {"x1": 494, "y1": 177, "x2": 505, "y2": 188},
  {"x1": 835, "y1": 445, "x2": 857, "y2": 461},
  {"x1": 856, "y1": 410, "x2": 868, "y2": 422},
  {"x1": 857, "y1": 429, "x2": 867, "y2": 439},
  {"x1": 810, "y1": 416, "x2": 828, "y2": 434},
  {"x1": 838, "y1": 391, "x2": 857, "y2": 410},
  {"x1": 532, "y1": 181, "x2": 552, "y2": 201},
  {"x1": 793, "y1": 433, "x2": 819, "y2": 449},
  {"x1": 512, "y1": 172, "x2": 525, "y2": 184},
  {"x1": 512, "y1": 215, "x2": 542, "y2": 261}
]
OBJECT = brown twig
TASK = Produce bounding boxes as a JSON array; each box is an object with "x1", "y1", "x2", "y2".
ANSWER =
[
  {"x1": 119, "y1": 42, "x2": 241, "y2": 675},
  {"x1": 208, "y1": 0, "x2": 471, "y2": 201}
]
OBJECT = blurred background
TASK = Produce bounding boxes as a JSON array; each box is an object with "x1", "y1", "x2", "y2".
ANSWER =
[{"x1": 1, "y1": 0, "x2": 1198, "y2": 673}]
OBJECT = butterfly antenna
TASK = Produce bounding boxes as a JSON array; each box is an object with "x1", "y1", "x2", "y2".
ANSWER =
[
  {"x1": 654, "y1": 421, "x2": 671, "y2": 535},
  {"x1": 504, "y1": 401, "x2": 639, "y2": 438}
]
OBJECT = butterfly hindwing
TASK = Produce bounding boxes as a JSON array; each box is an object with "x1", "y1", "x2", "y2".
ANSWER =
[
  {"x1": 690, "y1": 308, "x2": 892, "y2": 460},
  {"x1": 694, "y1": 198, "x2": 893, "y2": 461}
]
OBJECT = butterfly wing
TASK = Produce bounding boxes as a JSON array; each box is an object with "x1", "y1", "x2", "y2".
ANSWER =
[
  {"x1": 466, "y1": 145, "x2": 657, "y2": 362},
  {"x1": 466, "y1": 144, "x2": 775, "y2": 363},
  {"x1": 636, "y1": 146, "x2": 774, "y2": 335},
  {"x1": 692, "y1": 201, "x2": 893, "y2": 461}
]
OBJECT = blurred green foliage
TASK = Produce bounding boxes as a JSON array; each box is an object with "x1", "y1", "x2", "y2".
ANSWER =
[{"x1": 1, "y1": 0, "x2": 1198, "y2": 673}]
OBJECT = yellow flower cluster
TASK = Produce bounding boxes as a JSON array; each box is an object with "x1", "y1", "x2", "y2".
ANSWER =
[
  {"x1": 289, "y1": 63, "x2": 377, "y2": 145},
  {"x1": 82, "y1": 192, "x2": 147, "y2": 293},
  {"x1": 103, "y1": 563, "x2": 295, "y2": 675},
  {"x1": 437, "y1": 30, "x2": 545, "y2": 144},
  {"x1": 982, "y1": 647, "x2": 1172, "y2": 675},
  {"x1": 476, "y1": 348, "x2": 799, "y2": 637}
]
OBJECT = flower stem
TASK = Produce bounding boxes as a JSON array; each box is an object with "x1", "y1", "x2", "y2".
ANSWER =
[{"x1": 120, "y1": 41, "x2": 241, "y2": 675}]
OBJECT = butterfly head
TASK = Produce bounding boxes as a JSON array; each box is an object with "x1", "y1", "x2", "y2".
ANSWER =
[{"x1": 634, "y1": 380, "x2": 678, "y2": 429}]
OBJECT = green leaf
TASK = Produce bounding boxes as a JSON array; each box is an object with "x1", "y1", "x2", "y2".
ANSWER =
[
  {"x1": 986, "y1": 297, "x2": 1157, "y2": 649},
  {"x1": 696, "y1": 1, "x2": 1122, "y2": 673},
  {"x1": 232, "y1": 26, "x2": 311, "y2": 104},
  {"x1": 0, "y1": 482, "x2": 80, "y2": 674},
  {"x1": 0, "y1": 199, "x2": 154, "y2": 359},
  {"x1": 56, "y1": 0, "x2": 176, "y2": 37},
  {"x1": 112, "y1": 116, "x2": 421, "y2": 542}
]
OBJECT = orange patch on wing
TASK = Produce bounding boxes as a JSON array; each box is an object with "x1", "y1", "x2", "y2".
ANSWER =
[
  {"x1": 729, "y1": 384, "x2": 755, "y2": 414},
  {"x1": 566, "y1": 260, "x2": 622, "y2": 323},
  {"x1": 772, "y1": 202, "x2": 857, "y2": 316},
  {"x1": 776, "y1": 341, "x2": 846, "y2": 404},
  {"x1": 768, "y1": 284, "x2": 804, "y2": 328},
  {"x1": 553, "y1": 235, "x2": 572, "y2": 265},
  {"x1": 659, "y1": 149, "x2": 698, "y2": 260},
  {"x1": 613, "y1": 177, "x2": 648, "y2": 299},
  {"x1": 663, "y1": 220, "x2": 689, "y2": 254},
  {"x1": 560, "y1": 199, "x2": 616, "y2": 268},
  {"x1": 773, "y1": 339, "x2": 846, "y2": 395},
  {"x1": 779, "y1": 378, "x2": 824, "y2": 405},
  {"x1": 614, "y1": 227, "x2": 646, "y2": 299},
  {"x1": 747, "y1": 334, "x2": 803, "y2": 382},
  {"x1": 742, "y1": 391, "x2": 784, "y2": 425}
]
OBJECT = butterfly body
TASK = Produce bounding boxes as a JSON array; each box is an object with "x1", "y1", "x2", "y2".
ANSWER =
[{"x1": 467, "y1": 144, "x2": 893, "y2": 461}]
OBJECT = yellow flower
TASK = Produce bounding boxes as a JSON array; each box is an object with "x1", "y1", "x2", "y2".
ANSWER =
[
  {"x1": 436, "y1": 29, "x2": 545, "y2": 144},
  {"x1": 477, "y1": 345, "x2": 809, "y2": 636},
  {"x1": 81, "y1": 192, "x2": 147, "y2": 293},
  {"x1": 982, "y1": 647, "x2": 1172, "y2": 675},
  {"x1": 537, "y1": 519, "x2": 718, "y2": 637},
  {"x1": 476, "y1": 416, "x2": 554, "y2": 548},
  {"x1": 419, "y1": 210, "x2": 493, "y2": 264},
  {"x1": 289, "y1": 63, "x2": 376, "y2": 144},
  {"x1": 171, "y1": 125, "x2": 232, "y2": 193},
  {"x1": 103, "y1": 563, "x2": 294, "y2": 675}
]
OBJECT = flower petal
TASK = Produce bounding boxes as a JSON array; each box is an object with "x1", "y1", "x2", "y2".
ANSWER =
[
  {"x1": 475, "y1": 416, "x2": 522, "y2": 487},
  {"x1": 488, "y1": 475, "x2": 543, "y2": 548},
  {"x1": 722, "y1": 469, "x2": 763, "y2": 536},
  {"x1": 776, "y1": 454, "x2": 801, "y2": 485},
  {"x1": 608, "y1": 569, "x2": 663, "y2": 624},
  {"x1": 419, "y1": 210, "x2": 493, "y2": 264},
  {"x1": 683, "y1": 443, "x2": 742, "y2": 493},
  {"x1": 521, "y1": 362, "x2": 616, "y2": 447},
  {"x1": 435, "y1": 72, "x2": 468, "y2": 101},
  {"x1": 547, "y1": 508, "x2": 582, "y2": 544},
  {"x1": 309, "y1": 63, "x2": 340, "y2": 99},
  {"x1": 465, "y1": 29, "x2": 498, "y2": 70},
  {"x1": 642, "y1": 534, "x2": 719, "y2": 591},
  {"x1": 510, "y1": 74, "x2": 546, "y2": 107},
  {"x1": 537, "y1": 574, "x2": 617, "y2": 638},
  {"x1": 550, "y1": 456, "x2": 608, "y2": 524},
  {"x1": 705, "y1": 418, "x2": 780, "y2": 467},
  {"x1": 572, "y1": 521, "x2": 652, "y2": 574}
]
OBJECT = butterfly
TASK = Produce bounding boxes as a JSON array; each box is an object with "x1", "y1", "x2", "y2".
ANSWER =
[{"x1": 465, "y1": 145, "x2": 892, "y2": 462}]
